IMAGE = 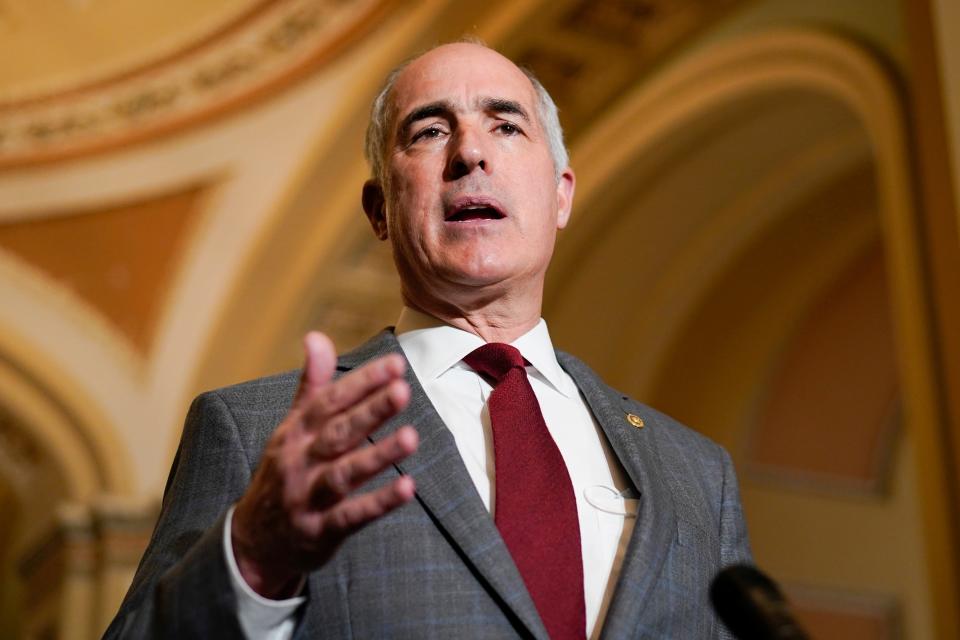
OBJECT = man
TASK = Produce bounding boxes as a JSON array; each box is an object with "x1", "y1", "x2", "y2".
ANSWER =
[{"x1": 107, "y1": 42, "x2": 751, "y2": 639}]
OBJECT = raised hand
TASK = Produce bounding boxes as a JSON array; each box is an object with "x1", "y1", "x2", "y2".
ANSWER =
[{"x1": 231, "y1": 331, "x2": 419, "y2": 598}]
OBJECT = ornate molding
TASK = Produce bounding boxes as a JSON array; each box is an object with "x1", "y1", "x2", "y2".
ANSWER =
[
  {"x1": 0, "y1": 0, "x2": 398, "y2": 168},
  {"x1": 499, "y1": 0, "x2": 746, "y2": 142}
]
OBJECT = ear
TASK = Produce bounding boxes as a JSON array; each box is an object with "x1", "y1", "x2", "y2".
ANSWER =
[
  {"x1": 555, "y1": 167, "x2": 575, "y2": 230},
  {"x1": 362, "y1": 180, "x2": 388, "y2": 240}
]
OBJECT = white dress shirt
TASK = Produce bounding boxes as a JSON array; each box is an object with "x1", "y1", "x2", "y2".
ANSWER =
[{"x1": 227, "y1": 308, "x2": 637, "y2": 639}]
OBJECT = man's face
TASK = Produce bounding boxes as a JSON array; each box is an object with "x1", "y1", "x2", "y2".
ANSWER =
[{"x1": 364, "y1": 43, "x2": 575, "y2": 307}]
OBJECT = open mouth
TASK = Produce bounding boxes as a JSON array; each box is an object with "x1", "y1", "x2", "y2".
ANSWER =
[
  {"x1": 446, "y1": 206, "x2": 505, "y2": 222},
  {"x1": 444, "y1": 200, "x2": 506, "y2": 222}
]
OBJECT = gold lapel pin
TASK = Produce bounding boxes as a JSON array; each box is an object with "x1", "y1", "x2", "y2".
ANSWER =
[{"x1": 626, "y1": 413, "x2": 644, "y2": 429}]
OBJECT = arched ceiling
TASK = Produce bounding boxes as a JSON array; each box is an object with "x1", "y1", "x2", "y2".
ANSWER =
[
  {"x1": 0, "y1": 0, "x2": 401, "y2": 166},
  {"x1": 0, "y1": 0, "x2": 264, "y2": 97},
  {"x1": 546, "y1": 88, "x2": 872, "y2": 395}
]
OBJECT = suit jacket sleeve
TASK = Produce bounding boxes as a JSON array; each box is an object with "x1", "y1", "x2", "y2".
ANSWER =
[
  {"x1": 719, "y1": 445, "x2": 752, "y2": 568},
  {"x1": 716, "y1": 444, "x2": 752, "y2": 640},
  {"x1": 104, "y1": 391, "x2": 254, "y2": 639}
]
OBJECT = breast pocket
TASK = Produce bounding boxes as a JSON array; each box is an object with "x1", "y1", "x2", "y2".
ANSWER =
[{"x1": 584, "y1": 485, "x2": 639, "y2": 568}]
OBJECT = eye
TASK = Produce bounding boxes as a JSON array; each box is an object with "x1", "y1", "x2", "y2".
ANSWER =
[
  {"x1": 412, "y1": 125, "x2": 446, "y2": 143},
  {"x1": 496, "y1": 122, "x2": 522, "y2": 136}
]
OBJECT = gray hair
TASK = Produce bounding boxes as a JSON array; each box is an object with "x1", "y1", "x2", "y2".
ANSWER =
[{"x1": 363, "y1": 43, "x2": 569, "y2": 186}]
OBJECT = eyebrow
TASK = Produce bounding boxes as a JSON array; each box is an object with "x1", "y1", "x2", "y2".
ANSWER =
[
  {"x1": 482, "y1": 97, "x2": 531, "y2": 123},
  {"x1": 396, "y1": 97, "x2": 532, "y2": 142},
  {"x1": 397, "y1": 102, "x2": 451, "y2": 142}
]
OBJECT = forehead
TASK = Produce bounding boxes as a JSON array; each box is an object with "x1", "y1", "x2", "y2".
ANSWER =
[{"x1": 389, "y1": 44, "x2": 538, "y2": 121}]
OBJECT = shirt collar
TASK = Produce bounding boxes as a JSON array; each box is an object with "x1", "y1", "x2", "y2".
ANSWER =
[{"x1": 394, "y1": 306, "x2": 576, "y2": 398}]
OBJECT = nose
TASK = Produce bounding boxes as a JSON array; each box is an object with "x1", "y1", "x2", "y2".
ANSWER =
[{"x1": 446, "y1": 126, "x2": 489, "y2": 180}]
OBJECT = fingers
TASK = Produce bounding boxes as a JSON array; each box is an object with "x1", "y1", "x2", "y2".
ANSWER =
[
  {"x1": 324, "y1": 475, "x2": 417, "y2": 538},
  {"x1": 238, "y1": 338, "x2": 418, "y2": 583},
  {"x1": 293, "y1": 334, "x2": 409, "y2": 455},
  {"x1": 310, "y1": 353, "x2": 407, "y2": 418},
  {"x1": 311, "y1": 426, "x2": 419, "y2": 508},
  {"x1": 294, "y1": 332, "x2": 337, "y2": 408},
  {"x1": 311, "y1": 378, "x2": 411, "y2": 458}
]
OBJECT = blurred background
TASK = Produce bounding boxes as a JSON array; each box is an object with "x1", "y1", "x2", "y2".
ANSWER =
[{"x1": 0, "y1": 0, "x2": 958, "y2": 638}]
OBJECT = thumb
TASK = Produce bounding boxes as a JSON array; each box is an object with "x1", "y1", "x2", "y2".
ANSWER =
[{"x1": 294, "y1": 331, "x2": 336, "y2": 408}]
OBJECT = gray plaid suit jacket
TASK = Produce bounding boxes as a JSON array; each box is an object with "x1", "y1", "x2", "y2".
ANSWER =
[{"x1": 105, "y1": 329, "x2": 751, "y2": 639}]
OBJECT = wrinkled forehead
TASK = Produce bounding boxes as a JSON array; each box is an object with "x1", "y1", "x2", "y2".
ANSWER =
[{"x1": 387, "y1": 44, "x2": 540, "y2": 133}]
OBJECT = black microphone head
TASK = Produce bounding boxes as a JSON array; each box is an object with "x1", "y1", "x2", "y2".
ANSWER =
[{"x1": 710, "y1": 564, "x2": 809, "y2": 640}]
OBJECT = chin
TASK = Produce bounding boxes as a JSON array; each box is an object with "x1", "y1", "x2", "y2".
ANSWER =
[
  {"x1": 454, "y1": 255, "x2": 517, "y2": 282},
  {"x1": 439, "y1": 264, "x2": 513, "y2": 290}
]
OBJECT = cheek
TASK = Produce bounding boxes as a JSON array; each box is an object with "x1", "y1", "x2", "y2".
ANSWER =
[
  {"x1": 386, "y1": 197, "x2": 433, "y2": 265},
  {"x1": 521, "y1": 184, "x2": 561, "y2": 236},
  {"x1": 388, "y1": 176, "x2": 434, "y2": 226}
]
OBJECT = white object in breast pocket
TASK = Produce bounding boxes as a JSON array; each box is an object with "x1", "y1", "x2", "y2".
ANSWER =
[{"x1": 584, "y1": 485, "x2": 639, "y2": 518}]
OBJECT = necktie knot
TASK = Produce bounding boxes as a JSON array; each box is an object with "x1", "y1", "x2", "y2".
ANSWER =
[{"x1": 463, "y1": 342, "x2": 526, "y2": 384}]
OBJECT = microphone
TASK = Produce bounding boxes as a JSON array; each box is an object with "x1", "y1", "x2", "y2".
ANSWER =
[{"x1": 710, "y1": 565, "x2": 810, "y2": 640}]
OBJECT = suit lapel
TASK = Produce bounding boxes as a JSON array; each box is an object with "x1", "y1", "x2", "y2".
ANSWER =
[
  {"x1": 338, "y1": 331, "x2": 548, "y2": 640},
  {"x1": 556, "y1": 352, "x2": 678, "y2": 640}
]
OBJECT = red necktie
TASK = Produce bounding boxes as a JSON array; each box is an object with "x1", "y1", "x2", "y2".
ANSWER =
[{"x1": 464, "y1": 343, "x2": 586, "y2": 640}]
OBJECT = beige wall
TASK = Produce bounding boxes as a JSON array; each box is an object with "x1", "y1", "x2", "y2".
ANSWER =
[{"x1": 933, "y1": 0, "x2": 960, "y2": 221}]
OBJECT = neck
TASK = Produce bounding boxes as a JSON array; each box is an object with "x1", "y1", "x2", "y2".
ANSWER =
[{"x1": 402, "y1": 282, "x2": 543, "y2": 343}]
